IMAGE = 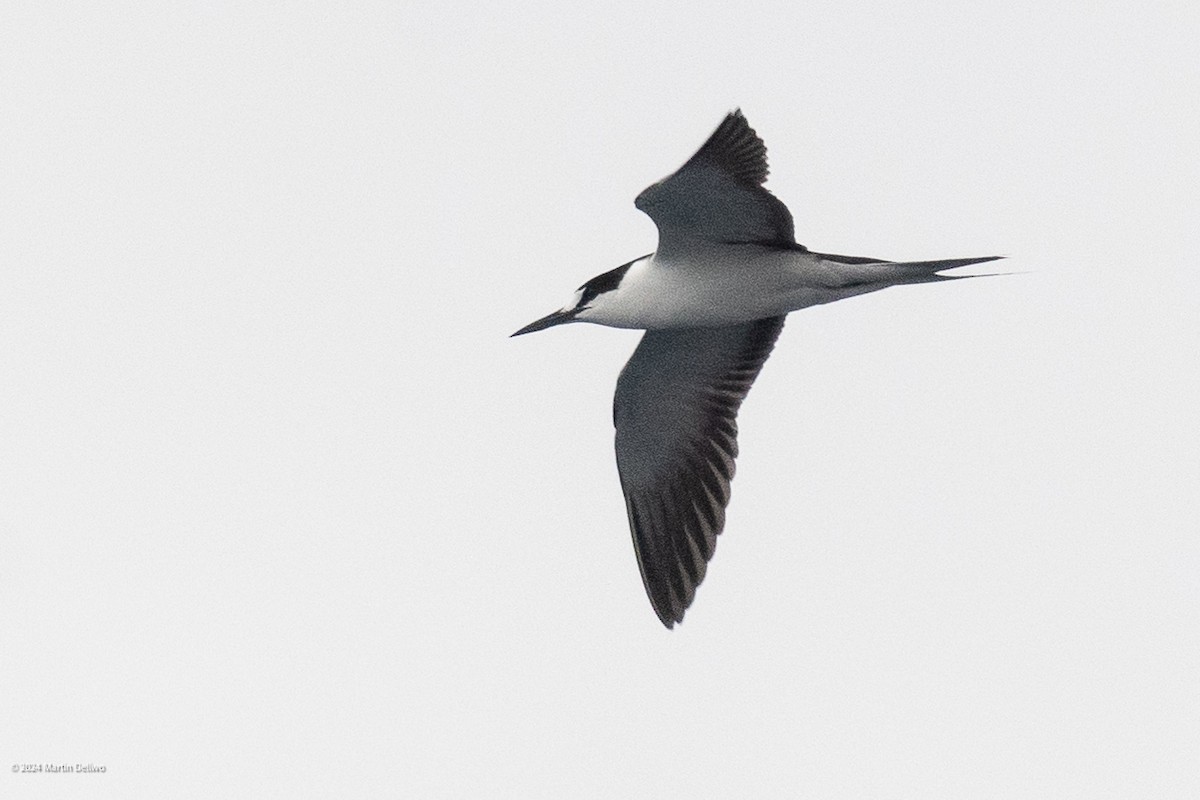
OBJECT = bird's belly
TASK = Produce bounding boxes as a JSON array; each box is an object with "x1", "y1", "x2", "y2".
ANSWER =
[{"x1": 591, "y1": 251, "x2": 849, "y2": 329}]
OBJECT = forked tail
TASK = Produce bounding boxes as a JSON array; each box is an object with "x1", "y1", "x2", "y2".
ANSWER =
[{"x1": 884, "y1": 255, "x2": 1008, "y2": 285}]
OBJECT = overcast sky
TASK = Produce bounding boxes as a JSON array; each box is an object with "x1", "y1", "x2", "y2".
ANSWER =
[{"x1": 2, "y1": 1, "x2": 1197, "y2": 797}]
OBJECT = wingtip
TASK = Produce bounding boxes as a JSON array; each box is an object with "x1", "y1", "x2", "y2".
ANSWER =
[
  {"x1": 655, "y1": 606, "x2": 681, "y2": 629},
  {"x1": 648, "y1": 585, "x2": 683, "y2": 629},
  {"x1": 684, "y1": 107, "x2": 771, "y2": 188}
]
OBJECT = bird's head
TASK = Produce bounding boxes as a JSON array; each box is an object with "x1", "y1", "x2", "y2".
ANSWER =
[
  {"x1": 510, "y1": 258, "x2": 640, "y2": 337},
  {"x1": 509, "y1": 288, "x2": 586, "y2": 336}
]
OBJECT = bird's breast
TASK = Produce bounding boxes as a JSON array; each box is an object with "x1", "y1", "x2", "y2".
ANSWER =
[{"x1": 584, "y1": 247, "x2": 841, "y2": 329}]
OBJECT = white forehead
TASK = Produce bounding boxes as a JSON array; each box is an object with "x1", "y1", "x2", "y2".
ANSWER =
[{"x1": 560, "y1": 288, "x2": 585, "y2": 311}]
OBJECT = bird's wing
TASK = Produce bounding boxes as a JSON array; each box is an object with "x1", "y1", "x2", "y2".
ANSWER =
[
  {"x1": 613, "y1": 315, "x2": 786, "y2": 627},
  {"x1": 634, "y1": 110, "x2": 796, "y2": 256}
]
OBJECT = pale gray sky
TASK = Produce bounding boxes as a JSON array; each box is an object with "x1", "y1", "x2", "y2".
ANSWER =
[{"x1": 2, "y1": 1, "x2": 1198, "y2": 797}]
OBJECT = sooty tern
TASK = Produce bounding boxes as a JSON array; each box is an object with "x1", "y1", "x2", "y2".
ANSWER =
[{"x1": 513, "y1": 110, "x2": 1001, "y2": 628}]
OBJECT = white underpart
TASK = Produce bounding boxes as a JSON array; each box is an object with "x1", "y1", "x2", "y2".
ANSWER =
[{"x1": 577, "y1": 247, "x2": 892, "y2": 330}]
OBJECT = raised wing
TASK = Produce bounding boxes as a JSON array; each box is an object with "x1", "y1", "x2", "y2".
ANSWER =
[
  {"x1": 613, "y1": 316, "x2": 786, "y2": 627},
  {"x1": 634, "y1": 110, "x2": 796, "y2": 255}
]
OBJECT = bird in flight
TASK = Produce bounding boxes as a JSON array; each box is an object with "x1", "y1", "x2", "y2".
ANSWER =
[{"x1": 513, "y1": 110, "x2": 1000, "y2": 628}]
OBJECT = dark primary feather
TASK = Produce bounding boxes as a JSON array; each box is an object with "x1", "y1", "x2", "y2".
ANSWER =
[
  {"x1": 613, "y1": 316, "x2": 786, "y2": 627},
  {"x1": 634, "y1": 110, "x2": 796, "y2": 252},
  {"x1": 684, "y1": 108, "x2": 772, "y2": 186}
]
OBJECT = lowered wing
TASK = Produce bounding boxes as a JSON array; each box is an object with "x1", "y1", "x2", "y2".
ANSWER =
[{"x1": 613, "y1": 315, "x2": 786, "y2": 627}]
